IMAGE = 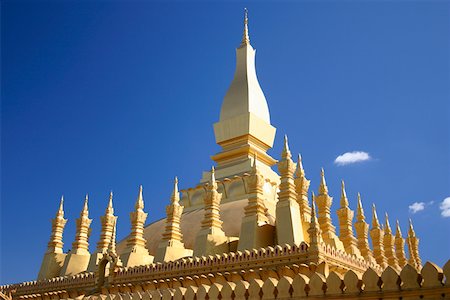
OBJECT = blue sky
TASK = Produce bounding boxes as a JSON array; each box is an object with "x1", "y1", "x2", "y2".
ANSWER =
[{"x1": 1, "y1": 1, "x2": 449, "y2": 284}]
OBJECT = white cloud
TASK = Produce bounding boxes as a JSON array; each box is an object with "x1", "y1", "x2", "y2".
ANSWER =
[
  {"x1": 440, "y1": 197, "x2": 450, "y2": 218},
  {"x1": 334, "y1": 151, "x2": 371, "y2": 166},
  {"x1": 409, "y1": 202, "x2": 426, "y2": 214}
]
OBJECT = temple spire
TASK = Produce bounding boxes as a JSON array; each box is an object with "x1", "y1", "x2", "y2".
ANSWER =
[
  {"x1": 282, "y1": 135, "x2": 292, "y2": 159},
  {"x1": 395, "y1": 220, "x2": 407, "y2": 267},
  {"x1": 171, "y1": 177, "x2": 180, "y2": 204},
  {"x1": 120, "y1": 185, "x2": 154, "y2": 267},
  {"x1": 136, "y1": 185, "x2": 144, "y2": 210},
  {"x1": 383, "y1": 213, "x2": 400, "y2": 270},
  {"x1": 71, "y1": 195, "x2": 92, "y2": 255},
  {"x1": 96, "y1": 192, "x2": 117, "y2": 253},
  {"x1": 194, "y1": 166, "x2": 228, "y2": 256},
  {"x1": 406, "y1": 218, "x2": 422, "y2": 269},
  {"x1": 241, "y1": 8, "x2": 250, "y2": 46},
  {"x1": 212, "y1": 7, "x2": 276, "y2": 178},
  {"x1": 340, "y1": 180, "x2": 349, "y2": 207},
  {"x1": 370, "y1": 204, "x2": 387, "y2": 268},
  {"x1": 276, "y1": 135, "x2": 304, "y2": 245},
  {"x1": 46, "y1": 196, "x2": 68, "y2": 254},
  {"x1": 318, "y1": 168, "x2": 328, "y2": 195},
  {"x1": 336, "y1": 181, "x2": 360, "y2": 256},
  {"x1": 315, "y1": 168, "x2": 343, "y2": 250},
  {"x1": 371, "y1": 204, "x2": 380, "y2": 229},
  {"x1": 156, "y1": 177, "x2": 193, "y2": 262},
  {"x1": 354, "y1": 193, "x2": 374, "y2": 262},
  {"x1": 294, "y1": 153, "x2": 311, "y2": 227}
]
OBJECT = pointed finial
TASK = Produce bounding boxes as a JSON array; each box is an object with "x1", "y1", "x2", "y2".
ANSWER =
[
  {"x1": 340, "y1": 180, "x2": 349, "y2": 207},
  {"x1": 57, "y1": 196, "x2": 64, "y2": 215},
  {"x1": 81, "y1": 194, "x2": 89, "y2": 216},
  {"x1": 385, "y1": 212, "x2": 392, "y2": 234},
  {"x1": 372, "y1": 204, "x2": 380, "y2": 228},
  {"x1": 356, "y1": 192, "x2": 365, "y2": 221},
  {"x1": 241, "y1": 8, "x2": 250, "y2": 46},
  {"x1": 171, "y1": 176, "x2": 180, "y2": 204},
  {"x1": 395, "y1": 220, "x2": 402, "y2": 238},
  {"x1": 210, "y1": 166, "x2": 218, "y2": 189},
  {"x1": 252, "y1": 152, "x2": 258, "y2": 172},
  {"x1": 408, "y1": 218, "x2": 416, "y2": 237},
  {"x1": 295, "y1": 153, "x2": 305, "y2": 177},
  {"x1": 106, "y1": 191, "x2": 114, "y2": 214},
  {"x1": 281, "y1": 135, "x2": 292, "y2": 159},
  {"x1": 318, "y1": 168, "x2": 328, "y2": 194},
  {"x1": 135, "y1": 185, "x2": 144, "y2": 210}
]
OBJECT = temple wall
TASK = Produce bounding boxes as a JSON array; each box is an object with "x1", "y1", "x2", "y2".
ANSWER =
[{"x1": 2, "y1": 256, "x2": 449, "y2": 300}]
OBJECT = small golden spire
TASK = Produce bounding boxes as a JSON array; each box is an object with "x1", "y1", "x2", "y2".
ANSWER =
[
  {"x1": 81, "y1": 194, "x2": 89, "y2": 217},
  {"x1": 208, "y1": 166, "x2": 218, "y2": 190},
  {"x1": 295, "y1": 154, "x2": 305, "y2": 177},
  {"x1": 281, "y1": 135, "x2": 292, "y2": 159},
  {"x1": 340, "y1": 180, "x2": 349, "y2": 207},
  {"x1": 395, "y1": 220, "x2": 402, "y2": 238},
  {"x1": 384, "y1": 212, "x2": 392, "y2": 234},
  {"x1": 57, "y1": 196, "x2": 64, "y2": 215},
  {"x1": 106, "y1": 191, "x2": 114, "y2": 214},
  {"x1": 408, "y1": 218, "x2": 416, "y2": 237},
  {"x1": 318, "y1": 168, "x2": 328, "y2": 195},
  {"x1": 171, "y1": 176, "x2": 180, "y2": 205},
  {"x1": 356, "y1": 193, "x2": 365, "y2": 221},
  {"x1": 372, "y1": 204, "x2": 380, "y2": 229},
  {"x1": 135, "y1": 185, "x2": 144, "y2": 210},
  {"x1": 252, "y1": 152, "x2": 258, "y2": 172},
  {"x1": 241, "y1": 8, "x2": 250, "y2": 46}
]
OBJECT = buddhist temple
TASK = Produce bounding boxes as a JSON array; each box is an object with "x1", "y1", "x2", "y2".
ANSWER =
[{"x1": 1, "y1": 9, "x2": 449, "y2": 300}]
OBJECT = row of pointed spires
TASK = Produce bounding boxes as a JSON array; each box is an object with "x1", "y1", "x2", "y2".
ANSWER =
[{"x1": 42, "y1": 136, "x2": 421, "y2": 278}]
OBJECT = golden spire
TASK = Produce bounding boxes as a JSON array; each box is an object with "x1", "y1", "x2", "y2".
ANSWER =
[
  {"x1": 200, "y1": 166, "x2": 224, "y2": 233},
  {"x1": 121, "y1": 185, "x2": 153, "y2": 267},
  {"x1": 406, "y1": 218, "x2": 422, "y2": 269},
  {"x1": 240, "y1": 8, "x2": 250, "y2": 47},
  {"x1": 308, "y1": 192, "x2": 321, "y2": 254},
  {"x1": 384, "y1": 213, "x2": 392, "y2": 234},
  {"x1": 371, "y1": 204, "x2": 380, "y2": 229},
  {"x1": 395, "y1": 220, "x2": 407, "y2": 267},
  {"x1": 209, "y1": 166, "x2": 218, "y2": 190},
  {"x1": 383, "y1": 213, "x2": 400, "y2": 270},
  {"x1": 71, "y1": 195, "x2": 93, "y2": 255},
  {"x1": 242, "y1": 152, "x2": 267, "y2": 222},
  {"x1": 294, "y1": 153, "x2": 311, "y2": 224},
  {"x1": 125, "y1": 186, "x2": 149, "y2": 250},
  {"x1": 354, "y1": 193, "x2": 374, "y2": 262},
  {"x1": 281, "y1": 135, "x2": 292, "y2": 160},
  {"x1": 336, "y1": 181, "x2": 360, "y2": 256},
  {"x1": 252, "y1": 152, "x2": 258, "y2": 173},
  {"x1": 370, "y1": 203, "x2": 387, "y2": 268},
  {"x1": 295, "y1": 154, "x2": 305, "y2": 178},
  {"x1": 46, "y1": 196, "x2": 68, "y2": 254},
  {"x1": 106, "y1": 191, "x2": 114, "y2": 214},
  {"x1": 57, "y1": 196, "x2": 64, "y2": 215},
  {"x1": 315, "y1": 168, "x2": 338, "y2": 244},
  {"x1": 340, "y1": 180, "x2": 349, "y2": 207},
  {"x1": 171, "y1": 176, "x2": 180, "y2": 205},
  {"x1": 356, "y1": 193, "x2": 365, "y2": 222},
  {"x1": 135, "y1": 185, "x2": 144, "y2": 210},
  {"x1": 318, "y1": 168, "x2": 328, "y2": 195},
  {"x1": 276, "y1": 133, "x2": 304, "y2": 245},
  {"x1": 162, "y1": 177, "x2": 185, "y2": 243},
  {"x1": 96, "y1": 192, "x2": 117, "y2": 253}
]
